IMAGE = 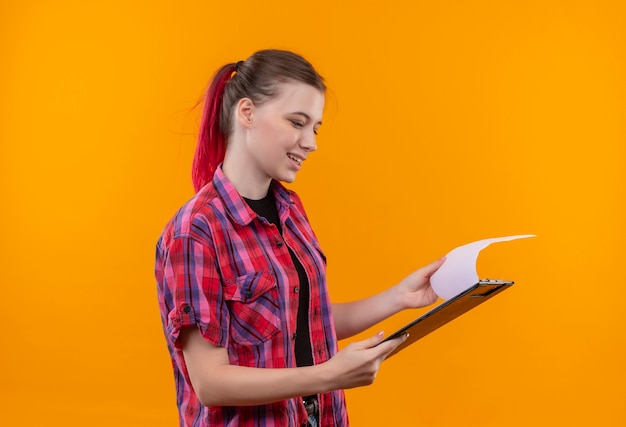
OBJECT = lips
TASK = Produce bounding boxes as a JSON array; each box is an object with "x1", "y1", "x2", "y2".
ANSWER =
[{"x1": 287, "y1": 153, "x2": 303, "y2": 165}]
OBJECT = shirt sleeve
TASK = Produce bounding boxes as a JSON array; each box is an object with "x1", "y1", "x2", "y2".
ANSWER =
[{"x1": 160, "y1": 236, "x2": 229, "y2": 349}]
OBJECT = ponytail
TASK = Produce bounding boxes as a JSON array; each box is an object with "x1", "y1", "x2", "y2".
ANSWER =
[{"x1": 192, "y1": 63, "x2": 237, "y2": 192}]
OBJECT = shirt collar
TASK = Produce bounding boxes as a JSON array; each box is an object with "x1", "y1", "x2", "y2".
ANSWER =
[{"x1": 211, "y1": 165, "x2": 293, "y2": 227}]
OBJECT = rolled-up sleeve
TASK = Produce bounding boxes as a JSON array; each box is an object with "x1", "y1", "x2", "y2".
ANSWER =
[{"x1": 159, "y1": 236, "x2": 228, "y2": 349}]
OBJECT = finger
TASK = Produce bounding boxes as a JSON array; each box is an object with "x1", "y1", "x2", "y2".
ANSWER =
[
  {"x1": 370, "y1": 333, "x2": 408, "y2": 358},
  {"x1": 355, "y1": 331, "x2": 386, "y2": 350},
  {"x1": 420, "y1": 256, "x2": 446, "y2": 278}
]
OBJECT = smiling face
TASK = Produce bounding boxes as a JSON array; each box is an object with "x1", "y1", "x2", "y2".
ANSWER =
[{"x1": 223, "y1": 81, "x2": 325, "y2": 198}]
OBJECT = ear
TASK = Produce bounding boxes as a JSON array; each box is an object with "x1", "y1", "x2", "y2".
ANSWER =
[{"x1": 235, "y1": 98, "x2": 255, "y2": 129}]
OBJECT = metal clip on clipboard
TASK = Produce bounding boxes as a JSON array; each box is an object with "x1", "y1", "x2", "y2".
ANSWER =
[{"x1": 382, "y1": 279, "x2": 514, "y2": 359}]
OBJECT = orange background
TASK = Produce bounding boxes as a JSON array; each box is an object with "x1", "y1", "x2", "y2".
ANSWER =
[{"x1": 1, "y1": 1, "x2": 624, "y2": 426}]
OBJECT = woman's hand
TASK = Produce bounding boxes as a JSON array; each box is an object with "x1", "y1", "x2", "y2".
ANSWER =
[
  {"x1": 394, "y1": 257, "x2": 445, "y2": 310},
  {"x1": 332, "y1": 257, "x2": 446, "y2": 340},
  {"x1": 322, "y1": 331, "x2": 407, "y2": 390}
]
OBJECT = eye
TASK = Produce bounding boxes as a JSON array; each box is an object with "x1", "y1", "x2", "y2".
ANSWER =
[{"x1": 289, "y1": 120, "x2": 304, "y2": 129}]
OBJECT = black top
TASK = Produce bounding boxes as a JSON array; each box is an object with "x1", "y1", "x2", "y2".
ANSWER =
[{"x1": 244, "y1": 191, "x2": 314, "y2": 369}]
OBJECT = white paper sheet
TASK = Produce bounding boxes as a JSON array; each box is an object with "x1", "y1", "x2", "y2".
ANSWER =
[{"x1": 430, "y1": 235, "x2": 535, "y2": 300}]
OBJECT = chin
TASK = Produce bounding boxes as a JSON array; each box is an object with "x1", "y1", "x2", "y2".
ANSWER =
[
  {"x1": 279, "y1": 176, "x2": 296, "y2": 184},
  {"x1": 276, "y1": 172, "x2": 297, "y2": 183}
]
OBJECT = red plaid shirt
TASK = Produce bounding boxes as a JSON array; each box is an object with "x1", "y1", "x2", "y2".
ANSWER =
[{"x1": 155, "y1": 167, "x2": 349, "y2": 426}]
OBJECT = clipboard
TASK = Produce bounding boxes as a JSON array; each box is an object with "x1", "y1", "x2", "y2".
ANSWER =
[{"x1": 381, "y1": 279, "x2": 514, "y2": 359}]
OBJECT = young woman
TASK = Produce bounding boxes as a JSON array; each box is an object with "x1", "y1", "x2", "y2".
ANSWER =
[{"x1": 155, "y1": 49, "x2": 444, "y2": 427}]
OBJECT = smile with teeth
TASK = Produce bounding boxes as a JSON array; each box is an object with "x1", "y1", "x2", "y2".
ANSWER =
[{"x1": 287, "y1": 154, "x2": 302, "y2": 165}]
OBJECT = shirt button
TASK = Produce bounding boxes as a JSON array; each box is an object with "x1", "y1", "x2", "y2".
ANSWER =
[
  {"x1": 183, "y1": 305, "x2": 191, "y2": 314},
  {"x1": 244, "y1": 290, "x2": 253, "y2": 299},
  {"x1": 294, "y1": 287, "x2": 299, "y2": 293},
  {"x1": 276, "y1": 240, "x2": 284, "y2": 248}
]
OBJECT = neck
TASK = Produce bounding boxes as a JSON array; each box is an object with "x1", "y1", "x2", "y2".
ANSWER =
[{"x1": 222, "y1": 151, "x2": 272, "y2": 199}]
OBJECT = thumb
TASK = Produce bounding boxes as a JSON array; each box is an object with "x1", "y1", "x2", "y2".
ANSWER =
[
  {"x1": 356, "y1": 331, "x2": 386, "y2": 350},
  {"x1": 421, "y1": 256, "x2": 446, "y2": 278}
]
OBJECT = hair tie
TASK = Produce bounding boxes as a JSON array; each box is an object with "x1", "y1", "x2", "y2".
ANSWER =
[{"x1": 235, "y1": 60, "x2": 244, "y2": 71}]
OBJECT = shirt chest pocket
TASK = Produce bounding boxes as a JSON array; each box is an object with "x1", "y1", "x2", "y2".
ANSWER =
[{"x1": 223, "y1": 271, "x2": 282, "y2": 346}]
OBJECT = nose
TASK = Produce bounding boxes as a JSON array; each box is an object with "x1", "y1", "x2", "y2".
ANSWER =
[{"x1": 299, "y1": 131, "x2": 317, "y2": 152}]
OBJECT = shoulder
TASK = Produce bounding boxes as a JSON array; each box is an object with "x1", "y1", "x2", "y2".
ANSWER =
[{"x1": 158, "y1": 184, "x2": 224, "y2": 248}]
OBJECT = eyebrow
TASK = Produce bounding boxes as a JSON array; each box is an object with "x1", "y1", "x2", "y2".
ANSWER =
[{"x1": 292, "y1": 112, "x2": 323, "y2": 126}]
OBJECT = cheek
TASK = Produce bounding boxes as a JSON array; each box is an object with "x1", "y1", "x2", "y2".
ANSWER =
[
  {"x1": 254, "y1": 119, "x2": 279, "y2": 140},
  {"x1": 250, "y1": 123, "x2": 286, "y2": 159},
  {"x1": 258, "y1": 122, "x2": 293, "y2": 148}
]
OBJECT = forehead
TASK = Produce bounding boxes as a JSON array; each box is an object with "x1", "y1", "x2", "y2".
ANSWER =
[{"x1": 264, "y1": 81, "x2": 325, "y2": 122}]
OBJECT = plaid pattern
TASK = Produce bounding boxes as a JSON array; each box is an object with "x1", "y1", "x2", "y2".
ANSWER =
[{"x1": 155, "y1": 167, "x2": 348, "y2": 426}]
